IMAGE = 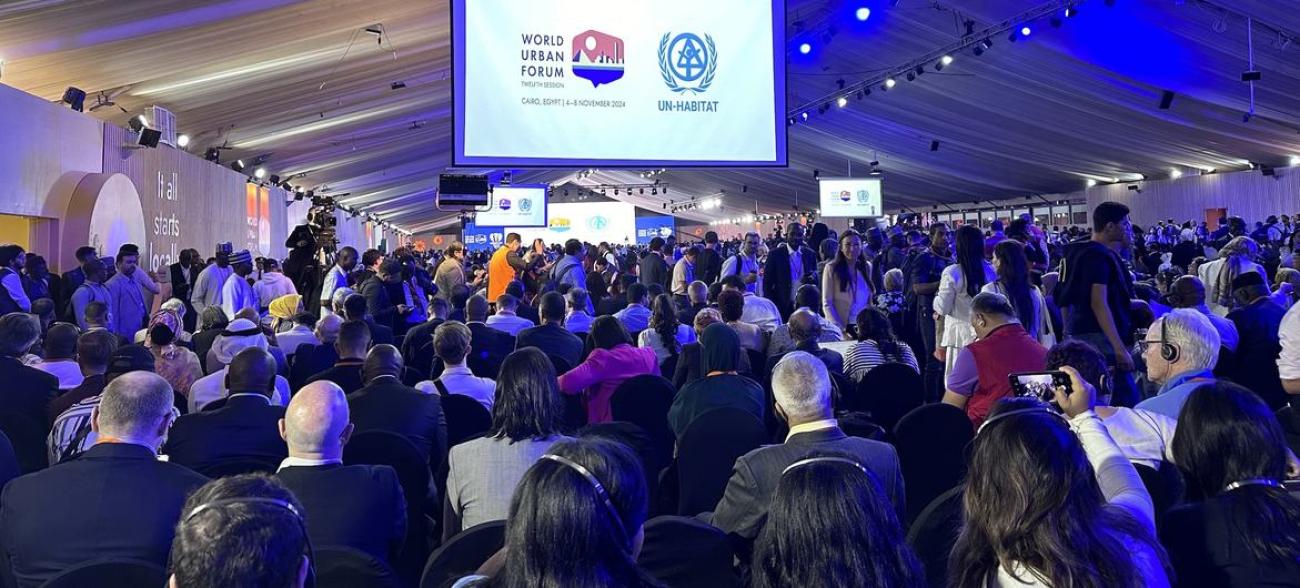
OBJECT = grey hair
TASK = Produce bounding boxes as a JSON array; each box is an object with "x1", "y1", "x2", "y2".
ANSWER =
[
  {"x1": 883, "y1": 268, "x2": 904, "y2": 292},
  {"x1": 0, "y1": 313, "x2": 41, "y2": 357},
  {"x1": 1157, "y1": 309, "x2": 1221, "y2": 371},
  {"x1": 771, "y1": 351, "x2": 831, "y2": 422},
  {"x1": 331, "y1": 286, "x2": 355, "y2": 313},
  {"x1": 688, "y1": 280, "x2": 709, "y2": 303},
  {"x1": 97, "y1": 371, "x2": 174, "y2": 439},
  {"x1": 971, "y1": 291, "x2": 1016, "y2": 319},
  {"x1": 314, "y1": 313, "x2": 344, "y2": 342}
]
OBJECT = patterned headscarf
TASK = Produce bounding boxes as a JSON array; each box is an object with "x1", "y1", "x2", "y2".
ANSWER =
[
  {"x1": 268, "y1": 294, "x2": 302, "y2": 320},
  {"x1": 1211, "y1": 236, "x2": 1260, "y2": 310},
  {"x1": 146, "y1": 310, "x2": 182, "y2": 349}
]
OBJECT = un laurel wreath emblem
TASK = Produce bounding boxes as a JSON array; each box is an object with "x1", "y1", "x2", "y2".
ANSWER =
[{"x1": 659, "y1": 32, "x2": 716, "y2": 94}]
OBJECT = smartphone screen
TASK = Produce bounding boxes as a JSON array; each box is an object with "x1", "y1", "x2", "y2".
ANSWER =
[{"x1": 1008, "y1": 371, "x2": 1072, "y2": 403}]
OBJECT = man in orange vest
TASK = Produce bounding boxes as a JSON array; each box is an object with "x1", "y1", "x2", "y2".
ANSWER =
[{"x1": 488, "y1": 232, "x2": 528, "y2": 301}]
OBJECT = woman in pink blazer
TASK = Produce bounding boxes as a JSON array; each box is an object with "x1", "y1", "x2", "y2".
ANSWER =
[{"x1": 558, "y1": 316, "x2": 659, "y2": 423}]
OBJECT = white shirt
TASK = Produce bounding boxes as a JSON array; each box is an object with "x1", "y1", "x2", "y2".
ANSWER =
[
  {"x1": 637, "y1": 324, "x2": 696, "y2": 365},
  {"x1": 417, "y1": 364, "x2": 496, "y2": 410},
  {"x1": 319, "y1": 265, "x2": 349, "y2": 317},
  {"x1": 785, "y1": 418, "x2": 838, "y2": 442},
  {"x1": 254, "y1": 272, "x2": 298, "y2": 311},
  {"x1": 221, "y1": 273, "x2": 257, "y2": 320},
  {"x1": 740, "y1": 292, "x2": 782, "y2": 332},
  {"x1": 191, "y1": 264, "x2": 233, "y2": 317},
  {"x1": 31, "y1": 359, "x2": 84, "y2": 390},
  {"x1": 1099, "y1": 407, "x2": 1178, "y2": 470},
  {"x1": 277, "y1": 456, "x2": 343, "y2": 471},
  {"x1": 1279, "y1": 301, "x2": 1300, "y2": 382},
  {"x1": 720, "y1": 253, "x2": 762, "y2": 293},
  {"x1": 189, "y1": 367, "x2": 290, "y2": 413},
  {"x1": 486, "y1": 312, "x2": 533, "y2": 336},
  {"x1": 275, "y1": 325, "x2": 319, "y2": 358}
]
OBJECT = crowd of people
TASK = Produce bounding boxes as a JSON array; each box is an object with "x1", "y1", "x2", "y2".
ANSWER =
[{"x1": 0, "y1": 200, "x2": 1297, "y2": 587}]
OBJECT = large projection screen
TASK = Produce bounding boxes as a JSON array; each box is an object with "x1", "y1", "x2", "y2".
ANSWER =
[{"x1": 453, "y1": 0, "x2": 786, "y2": 167}]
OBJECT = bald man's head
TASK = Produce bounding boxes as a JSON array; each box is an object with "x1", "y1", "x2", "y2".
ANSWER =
[
  {"x1": 788, "y1": 308, "x2": 821, "y2": 344},
  {"x1": 281, "y1": 381, "x2": 352, "y2": 457},
  {"x1": 315, "y1": 314, "x2": 343, "y2": 343},
  {"x1": 363, "y1": 344, "x2": 403, "y2": 382},
  {"x1": 226, "y1": 347, "x2": 277, "y2": 396}
]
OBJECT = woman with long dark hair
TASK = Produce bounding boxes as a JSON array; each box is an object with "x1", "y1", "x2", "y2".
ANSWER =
[
  {"x1": 934, "y1": 225, "x2": 995, "y2": 377},
  {"x1": 1163, "y1": 381, "x2": 1300, "y2": 586},
  {"x1": 983, "y1": 240, "x2": 1053, "y2": 346},
  {"x1": 454, "y1": 438, "x2": 664, "y2": 588},
  {"x1": 447, "y1": 347, "x2": 571, "y2": 535},
  {"x1": 844, "y1": 307, "x2": 918, "y2": 382},
  {"x1": 950, "y1": 366, "x2": 1170, "y2": 587},
  {"x1": 558, "y1": 316, "x2": 658, "y2": 423},
  {"x1": 637, "y1": 294, "x2": 694, "y2": 367},
  {"x1": 822, "y1": 230, "x2": 873, "y2": 329}
]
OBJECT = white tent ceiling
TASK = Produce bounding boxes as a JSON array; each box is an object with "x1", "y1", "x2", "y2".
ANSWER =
[{"x1": 1, "y1": 0, "x2": 1297, "y2": 232}]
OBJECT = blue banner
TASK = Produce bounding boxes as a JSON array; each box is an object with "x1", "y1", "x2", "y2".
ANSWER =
[
  {"x1": 462, "y1": 222, "x2": 505, "y2": 252},
  {"x1": 635, "y1": 215, "x2": 675, "y2": 245}
]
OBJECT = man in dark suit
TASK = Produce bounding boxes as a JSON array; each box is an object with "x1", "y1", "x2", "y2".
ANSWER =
[
  {"x1": 343, "y1": 292, "x2": 393, "y2": 346},
  {"x1": 696, "y1": 231, "x2": 724, "y2": 285},
  {"x1": 677, "y1": 281, "x2": 710, "y2": 326},
  {"x1": 305, "y1": 320, "x2": 370, "y2": 394},
  {"x1": 0, "y1": 314, "x2": 58, "y2": 431},
  {"x1": 276, "y1": 380, "x2": 407, "y2": 563},
  {"x1": 163, "y1": 348, "x2": 288, "y2": 473},
  {"x1": 361, "y1": 259, "x2": 411, "y2": 339},
  {"x1": 168, "y1": 248, "x2": 201, "y2": 333},
  {"x1": 516, "y1": 292, "x2": 584, "y2": 368},
  {"x1": 464, "y1": 294, "x2": 515, "y2": 379},
  {"x1": 1226, "y1": 272, "x2": 1289, "y2": 410},
  {"x1": 639, "y1": 237, "x2": 671, "y2": 290},
  {"x1": 709, "y1": 351, "x2": 902, "y2": 547},
  {"x1": 399, "y1": 298, "x2": 447, "y2": 379},
  {"x1": 503, "y1": 280, "x2": 540, "y2": 325},
  {"x1": 348, "y1": 345, "x2": 447, "y2": 466},
  {"x1": 763, "y1": 223, "x2": 817, "y2": 320},
  {"x1": 57, "y1": 246, "x2": 98, "y2": 322},
  {"x1": 289, "y1": 315, "x2": 343, "y2": 392},
  {"x1": 0, "y1": 371, "x2": 207, "y2": 587}
]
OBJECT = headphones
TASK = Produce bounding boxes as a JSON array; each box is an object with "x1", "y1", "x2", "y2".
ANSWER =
[
  {"x1": 1160, "y1": 317, "x2": 1179, "y2": 363},
  {"x1": 782, "y1": 456, "x2": 868, "y2": 477},
  {"x1": 540, "y1": 453, "x2": 631, "y2": 552},
  {"x1": 183, "y1": 498, "x2": 315, "y2": 585}
]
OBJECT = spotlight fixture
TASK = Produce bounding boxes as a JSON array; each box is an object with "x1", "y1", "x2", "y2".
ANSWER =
[
  {"x1": 1021, "y1": 26, "x2": 1032, "y2": 36},
  {"x1": 935, "y1": 55, "x2": 953, "y2": 71},
  {"x1": 813, "y1": 169, "x2": 820, "y2": 180},
  {"x1": 175, "y1": 134, "x2": 190, "y2": 148},
  {"x1": 801, "y1": 112, "x2": 809, "y2": 121},
  {"x1": 1289, "y1": 155, "x2": 1300, "y2": 167},
  {"x1": 1158, "y1": 90, "x2": 1175, "y2": 110},
  {"x1": 930, "y1": 140, "x2": 941, "y2": 152},
  {"x1": 253, "y1": 168, "x2": 267, "y2": 180},
  {"x1": 964, "y1": 19, "x2": 976, "y2": 36},
  {"x1": 837, "y1": 96, "x2": 848, "y2": 108},
  {"x1": 128, "y1": 115, "x2": 146, "y2": 133},
  {"x1": 1086, "y1": 179, "x2": 1097, "y2": 187},
  {"x1": 906, "y1": 71, "x2": 916, "y2": 82},
  {"x1": 1170, "y1": 168, "x2": 1183, "y2": 179},
  {"x1": 788, "y1": 117, "x2": 797, "y2": 126},
  {"x1": 269, "y1": 175, "x2": 282, "y2": 185},
  {"x1": 231, "y1": 160, "x2": 246, "y2": 172},
  {"x1": 61, "y1": 87, "x2": 87, "y2": 112},
  {"x1": 915, "y1": 65, "x2": 925, "y2": 77},
  {"x1": 1065, "y1": 5, "x2": 1078, "y2": 17},
  {"x1": 836, "y1": 79, "x2": 846, "y2": 90},
  {"x1": 799, "y1": 42, "x2": 812, "y2": 54},
  {"x1": 855, "y1": 7, "x2": 871, "y2": 21},
  {"x1": 204, "y1": 148, "x2": 221, "y2": 162},
  {"x1": 882, "y1": 78, "x2": 896, "y2": 90}
]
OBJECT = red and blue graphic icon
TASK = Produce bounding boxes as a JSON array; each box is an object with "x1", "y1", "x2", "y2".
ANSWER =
[{"x1": 572, "y1": 30, "x2": 625, "y2": 87}]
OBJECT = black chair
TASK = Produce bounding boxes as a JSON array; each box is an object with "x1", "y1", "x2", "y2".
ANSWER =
[
  {"x1": 745, "y1": 348, "x2": 768, "y2": 386},
  {"x1": 1135, "y1": 462, "x2": 1185, "y2": 527},
  {"x1": 41, "y1": 558, "x2": 166, "y2": 588},
  {"x1": 0, "y1": 429, "x2": 21, "y2": 491},
  {"x1": 660, "y1": 353, "x2": 679, "y2": 381},
  {"x1": 419, "y1": 521, "x2": 506, "y2": 588},
  {"x1": 893, "y1": 403, "x2": 973, "y2": 524},
  {"x1": 344, "y1": 431, "x2": 434, "y2": 584},
  {"x1": 674, "y1": 408, "x2": 767, "y2": 516},
  {"x1": 546, "y1": 354, "x2": 573, "y2": 376},
  {"x1": 315, "y1": 546, "x2": 401, "y2": 588},
  {"x1": 0, "y1": 412, "x2": 47, "y2": 474},
  {"x1": 1213, "y1": 345, "x2": 1236, "y2": 379},
  {"x1": 1278, "y1": 404, "x2": 1300, "y2": 456},
  {"x1": 610, "y1": 374, "x2": 676, "y2": 472},
  {"x1": 193, "y1": 456, "x2": 283, "y2": 478},
  {"x1": 638, "y1": 516, "x2": 739, "y2": 588},
  {"x1": 905, "y1": 485, "x2": 965, "y2": 588},
  {"x1": 442, "y1": 394, "x2": 492, "y2": 449},
  {"x1": 854, "y1": 363, "x2": 924, "y2": 433},
  {"x1": 201, "y1": 397, "x2": 228, "y2": 412},
  {"x1": 562, "y1": 394, "x2": 588, "y2": 433}
]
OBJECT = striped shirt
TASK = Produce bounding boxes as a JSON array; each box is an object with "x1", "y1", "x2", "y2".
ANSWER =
[
  {"x1": 48, "y1": 395, "x2": 181, "y2": 465},
  {"x1": 843, "y1": 339, "x2": 919, "y2": 383}
]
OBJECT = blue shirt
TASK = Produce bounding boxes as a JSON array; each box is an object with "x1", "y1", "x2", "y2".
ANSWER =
[
  {"x1": 1134, "y1": 369, "x2": 1215, "y2": 420},
  {"x1": 613, "y1": 303, "x2": 652, "y2": 334}
]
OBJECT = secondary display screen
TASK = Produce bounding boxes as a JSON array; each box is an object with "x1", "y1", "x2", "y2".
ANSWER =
[
  {"x1": 819, "y1": 177, "x2": 883, "y2": 218},
  {"x1": 472, "y1": 185, "x2": 548, "y2": 227}
]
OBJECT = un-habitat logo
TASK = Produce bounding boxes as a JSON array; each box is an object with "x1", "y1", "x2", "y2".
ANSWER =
[{"x1": 659, "y1": 32, "x2": 716, "y2": 94}]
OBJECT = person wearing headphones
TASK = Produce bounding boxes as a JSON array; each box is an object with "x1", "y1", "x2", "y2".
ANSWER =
[{"x1": 1133, "y1": 309, "x2": 1220, "y2": 420}]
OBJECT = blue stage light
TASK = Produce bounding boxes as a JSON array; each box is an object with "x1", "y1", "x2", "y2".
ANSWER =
[
  {"x1": 799, "y1": 42, "x2": 812, "y2": 54},
  {"x1": 856, "y1": 7, "x2": 871, "y2": 21}
]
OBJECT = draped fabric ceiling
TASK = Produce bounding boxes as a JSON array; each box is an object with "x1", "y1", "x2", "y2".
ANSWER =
[{"x1": 1, "y1": 0, "x2": 1297, "y2": 233}]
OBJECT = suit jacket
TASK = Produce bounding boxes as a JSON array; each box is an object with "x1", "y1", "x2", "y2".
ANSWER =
[
  {"x1": 348, "y1": 378, "x2": 448, "y2": 465},
  {"x1": 696, "y1": 247, "x2": 723, "y2": 285},
  {"x1": 595, "y1": 296, "x2": 628, "y2": 318},
  {"x1": 361, "y1": 278, "x2": 404, "y2": 337},
  {"x1": 763, "y1": 244, "x2": 817, "y2": 319},
  {"x1": 399, "y1": 318, "x2": 445, "y2": 378},
  {"x1": 362, "y1": 317, "x2": 395, "y2": 347},
  {"x1": 162, "y1": 394, "x2": 287, "y2": 472},
  {"x1": 0, "y1": 358, "x2": 57, "y2": 433},
  {"x1": 515, "y1": 323, "x2": 584, "y2": 368},
  {"x1": 290, "y1": 343, "x2": 340, "y2": 392},
  {"x1": 639, "y1": 252, "x2": 671, "y2": 289},
  {"x1": 1227, "y1": 299, "x2": 1289, "y2": 410},
  {"x1": 513, "y1": 303, "x2": 540, "y2": 326},
  {"x1": 466, "y1": 322, "x2": 515, "y2": 379},
  {"x1": 305, "y1": 359, "x2": 366, "y2": 395},
  {"x1": 276, "y1": 463, "x2": 407, "y2": 563},
  {"x1": 168, "y1": 263, "x2": 198, "y2": 304},
  {"x1": 670, "y1": 342, "x2": 752, "y2": 390},
  {"x1": 0, "y1": 443, "x2": 207, "y2": 587},
  {"x1": 768, "y1": 343, "x2": 844, "y2": 377},
  {"x1": 709, "y1": 426, "x2": 903, "y2": 543}
]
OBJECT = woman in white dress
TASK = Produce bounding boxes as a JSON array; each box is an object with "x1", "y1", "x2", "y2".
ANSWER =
[{"x1": 934, "y1": 225, "x2": 996, "y2": 378}]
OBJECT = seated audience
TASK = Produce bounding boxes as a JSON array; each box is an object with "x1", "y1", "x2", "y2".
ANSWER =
[
  {"x1": 1133, "y1": 309, "x2": 1220, "y2": 419},
  {"x1": 0, "y1": 313, "x2": 58, "y2": 428},
  {"x1": 720, "y1": 274, "x2": 781, "y2": 332},
  {"x1": 767, "y1": 309, "x2": 843, "y2": 376},
  {"x1": 1283, "y1": 301, "x2": 1300, "y2": 396},
  {"x1": 464, "y1": 294, "x2": 515, "y2": 378},
  {"x1": 304, "y1": 319, "x2": 371, "y2": 394},
  {"x1": 949, "y1": 368, "x2": 1168, "y2": 587},
  {"x1": 671, "y1": 307, "x2": 754, "y2": 388},
  {"x1": 719, "y1": 289, "x2": 765, "y2": 354},
  {"x1": 417, "y1": 321, "x2": 496, "y2": 410},
  {"x1": 1199, "y1": 236, "x2": 1264, "y2": 316},
  {"x1": 276, "y1": 381, "x2": 407, "y2": 563},
  {"x1": 46, "y1": 329, "x2": 118, "y2": 424},
  {"x1": 669, "y1": 323, "x2": 765, "y2": 438},
  {"x1": 614, "y1": 283, "x2": 653, "y2": 334},
  {"x1": 872, "y1": 268, "x2": 907, "y2": 324},
  {"x1": 343, "y1": 292, "x2": 394, "y2": 347},
  {"x1": 558, "y1": 316, "x2": 658, "y2": 423},
  {"x1": 638, "y1": 294, "x2": 695, "y2": 367},
  {"x1": 452, "y1": 438, "x2": 661, "y2": 587},
  {"x1": 564, "y1": 287, "x2": 594, "y2": 335},
  {"x1": 844, "y1": 307, "x2": 919, "y2": 382},
  {"x1": 710, "y1": 351, "x2": 903, "y2": 545},
  {"x1": 275, "y1": 312, "x2": 320, "y2": 361},
  {"x1": 288, "y1": 314, "x2": 343, "y2": 391},
  {"x1": 191, "y1": 306, "x2": 228, "y2": 373},
  {"x1": 1163, "y1": 381, "x2": 1300, "y2": 587},
  {"x1": 1165, "y1": 276, "x2": 1239, "y2": 352},
  {"x1": 752, "y1": 454, "x2": 924, "y2": 588},
  {"x1": 1225, "y1": 271, "x2": 1289, "y2": 410},
  {"x1": 503, "y1": 281, "x2": 540, "y2": 325},
  {"x1": 29, "y1": 323, "x2": 82, "y2": 390},
  {"x1": 943, "y1": 292, "x2": 1049, "y2": 427},
  {"x1": 168, "y1": 474, "x2": 309, "y2": 588},
  {"x1": 48, "y1": 345, "x2": 166, "y2": 462},
  {"x1": 190, "y1": 318, "x2": 290, "y2": 412},
  {"x1": 348, "y1": 344, "x2": 447, "y2": 464},
  {"x1": 487, "y1": 293, "x2": 533, "y2": 336},
  {"x1": 766, "y1": 284, "x2": 844, "y2": 358},
  {"x1": 163, "y1": 348, "x2": 288, "y2": 473},
  {"x1": 400, "y1": 298, "x2": 448, "y2": 377},
  {"x1": 516, "y1": 291, "x2": 584, "y2": 368},
  {"x1": 146, "y1": 313, "x2": 203, "y2": 397},
  {"x1": 595, "y1": 275, "x2": 629, "y2": 317},
  {"x1": 2, "y1": 371, "x2": 206, "y2": 588},
  {"x1": 447, "y1": 348, "x2": 571, "y2": 535}
]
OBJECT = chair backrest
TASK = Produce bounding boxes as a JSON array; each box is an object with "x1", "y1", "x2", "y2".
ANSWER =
[
  {"x1": 201, "y1": 397, "x2": 229, "y2": 412},
  {"x1": 193, "y1": 456, "x2": 283, "y2": 479},
  {"x1": 610, "y1": 375, "x2": 676, "y2": 469},
  {"x1": 442, "y1": 394, "x2": 493, "y2": 449},
  {"x1": 420, "y1": 520, "x2": 507, "y2": 588},
  {"x1": 41, "y1": 558, "x2": 167, "y2": 588},
  {"x1": 1134, "y1": 462, "x2": 1185, "y2": 526},
  {"x1": 638, "y1": 516, "x2": 739, "y2": 588},
  {"x1": 905, "y1": 485, "x2": 965, "y2": 588},
  {"x1": 315, "y1": 546, "x2": 401, "y2": 588},
  {"x1": 659, "y1": 353, "x2": 679, "y2": 381},
  {"x1": 344, "y1": 431, "x2": 432, "y2": 510},
  {"x1": 854, "y1": 363, "x2": 924, "y2": 432},
  {"x1": 745, "y1": 348, "x2": 768, "y2": 385},
  {"x1": 892, "y1": 404, "x2": 974, "y2": 524},
  {"x1": 674, "y1": 408, "x2": 767, "y2": 516},
  {"x1": 546, "y1": 354, "x2": 573, "y2": 376},
  {"x1": 0, "y1": 412, "x2": 47, "y2": 474}
]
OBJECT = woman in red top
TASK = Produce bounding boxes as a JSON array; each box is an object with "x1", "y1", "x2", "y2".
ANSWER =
[{"x1": 558, "y1": 316, "x2": 659, "y2": 423}]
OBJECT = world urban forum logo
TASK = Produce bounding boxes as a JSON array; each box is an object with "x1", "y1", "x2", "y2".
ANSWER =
[{"x1": 572, "y1": 30, "x2": 625, "y2": 87}]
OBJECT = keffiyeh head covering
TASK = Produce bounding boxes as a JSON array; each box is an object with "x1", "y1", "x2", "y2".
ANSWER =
[
  {"x1": 268, "y1": 294, "x2": 302, "y2": 320},
  {"x1": 1212, "y1": 236, "x2": 1260, "y2": 310},
  {"x1": 214, "y1": 318, "x2": 267, "y2": 365}
]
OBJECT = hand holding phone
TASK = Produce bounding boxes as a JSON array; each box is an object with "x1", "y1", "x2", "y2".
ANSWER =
[
  {"x1": 1009, "y1": 371, "x2": 1069, "y2": 403},
  {"x1": 1053, "y1": 366, "x2": 1097, "y2": 418}
]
